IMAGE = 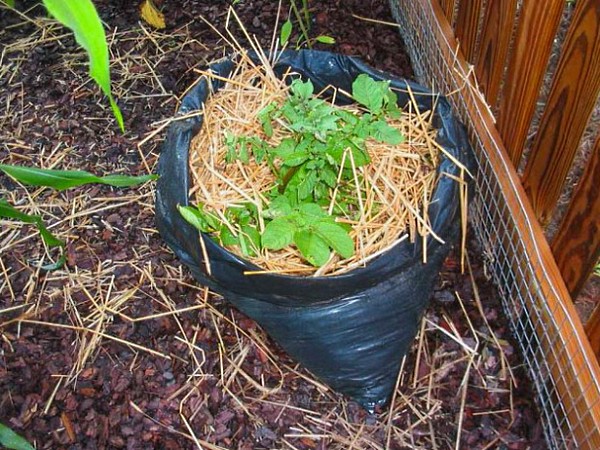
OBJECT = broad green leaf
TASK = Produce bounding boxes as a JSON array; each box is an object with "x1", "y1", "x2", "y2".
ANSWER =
[
  {"x1": 0, "y1": 199, "x2": 64, "y2": 248},
  {"x1": 262, "y1": 217, "x2": 295, "y2": 250},
  {"x1": 1, "y1": 0, "x2": 16, "y2": 8},
  {"x1": 0, "y1": 422, "x2": 35, "y2": 450},
  {"x1": 263, "y1": 195, "x2": 293, "y2": 219},
  {"x1": 315, "y1": 35, "x2": 335, "y2": 44},
  {"x1": 294, "y1": 230, "x2": 330, "y2": 266},
  {"x1": 320, "y1": 167, "x2": 338, "y2": 188},
  {"x1": 220, "y1": 226, "x2": 239, "y2": 247},
  {"x1": 369, "y1": 119, "x2": 404, "y2": 145},
  {"x1": 238, "y1": 225, "x2": 261, "y2": 256},
  {"x1": 314, "y1": 221, "x2": 354, "y2": 259},
  {"x1": 177, "y1": 205, "x2": 218, "y2": 233},
  {"x1": 272, "y1": 138, "x2": 295, "y2": 158},
  {"x1": 290, "y1": 79, "x2": 313, "y2": 101},
  {"x1": 384, "y1": 90, "x2": 401, "y2": 117},
  {"x1": 280, "y1": 19, "x2": 292, "y2": 47},
  {"x1": 327, "y1": 140, "x2": 370, "y2": 167},
  {"x1": 0, "y1": 164, "x2": 157, "y2": 191},
  {"x1": 294, "y1": 168, "x2": 317, "y2": 200},
  {"x1": 352, "y1": 74, "x2": 390, "y2": 114},
  {"x1": 281, "y1": 151, "x2": 309, "y2": 167},
  {"x1": 42, "y1": 0, "x2": 124, "y2": 131},
  {"x1": 298, "y1": 202, "x2": 327, "y2": 220},
  {"x1": 348, "y1": 140, "x2": 371, "y2": 166}
]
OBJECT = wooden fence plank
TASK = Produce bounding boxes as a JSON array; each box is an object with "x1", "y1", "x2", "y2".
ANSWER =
[
  {"x1": 410, "y1": 1, "x2": 600, "y2": 446},
  {"x1": 454, "y1": 0, "x2": 484, "y2": 64},
  {"x1": 439, "y1": 0, "x2": 456, "y2": 25},
  {"x1": 475, "y1": 0, "x2": 518, "y2": 107},
  {"x1": 551, "y1": 134, "x2": 600, "y2": 299},
  {"x1": 408, "y1": 0, "x2": 600, "y2": 450},
  {"x1": 522, "y1": 0, "x2": 600, "y2": 225},
  {"x1": 496, "y1": 0, "x2": 564, "y2": 166},
  {"x1": 586, "y1": 302, "x2": 600, "y2": 359}
]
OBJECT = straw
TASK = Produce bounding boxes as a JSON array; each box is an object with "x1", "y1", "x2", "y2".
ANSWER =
[{"x1": 188, "y1": 50, "x2": 465, "y2": 276}]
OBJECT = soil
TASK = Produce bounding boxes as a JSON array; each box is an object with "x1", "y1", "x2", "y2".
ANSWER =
[{"x1": 1, "y1": 1, "x2": 547, "y2": 449}]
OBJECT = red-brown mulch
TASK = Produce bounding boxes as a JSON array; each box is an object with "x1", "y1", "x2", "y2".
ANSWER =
[{"x1": 1, "y1": 1, "x2": 546, "y2": 448}]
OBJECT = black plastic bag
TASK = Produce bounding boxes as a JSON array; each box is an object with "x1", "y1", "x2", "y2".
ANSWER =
[{"x1": 155, "y1": 50, "x2": 474, "y2": 411}]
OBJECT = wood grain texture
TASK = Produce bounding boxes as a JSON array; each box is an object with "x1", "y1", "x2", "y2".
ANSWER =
[
  {"x1": 522, "y1": 0, "x2": 600, "y2": 225},
  {"x1": 496, "y1": 0, "x2": 564, "y2": 166},
  {"x1": 586, "y1": 302, "x2": 600, "y2": 360},
  {"x1": 454, "y1": 0, "x2": 484, "y2": 64},
  {"x1": 475, "y1": 0, "x2": 518, "y2": 107},
  {"x1": 552, "y1": 134, "x2": 600, "y2": 299},
  {"x1": 439, "y1": 0, "x2": 456, "y2": 25},
  {"x1": 416, "y1": 1, "x2": 600, "y2": 447}
]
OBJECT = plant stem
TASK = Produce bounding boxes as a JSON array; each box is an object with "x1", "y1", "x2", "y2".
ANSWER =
[{"x1": 289, "y1": 0, "x2": 311, "y2": 48}]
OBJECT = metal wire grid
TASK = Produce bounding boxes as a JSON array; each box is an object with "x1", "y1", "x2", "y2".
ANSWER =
[{"x1": 389, "y1": 0, "x2": 600, "y2": 448}]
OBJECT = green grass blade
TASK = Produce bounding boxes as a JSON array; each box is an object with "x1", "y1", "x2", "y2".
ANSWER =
[
  {"x1": 91, "y1": 173, "x2": 158, "y2": 187},
  {"x1": 0, "y1": 423, "x2": 35, "y2": 450},
  {"x1": 42, "y1": 0, "x2": 124, "y2": 132},
  {"x1": 0, "y1": 164, "x2": 157, "y2": 191},
  {"x1": 0, "y1": 199, "x2": 65, "y2": 248}
]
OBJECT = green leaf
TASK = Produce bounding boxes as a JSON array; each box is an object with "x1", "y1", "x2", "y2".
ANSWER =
[
  {"x1": 238, "y1": 225, "x2": 261, "y2": 256},
  {"x1": 258, "y1": 103, "x2": 277, "y2": 137},
  {"x1": 42, "y1": 0, "x2": 124, "y2": 131},
  {"x1": 298, "y1": 202, "x2": 327, "y2": 220},
  {"x1": 280, "y1": 19, "x2": 292, "y2": 47},
  {"x1": 314, "y1": 220, "x2": 354, "y2": 259},
  {"x1": 292, "y1": 167, "x2": 317, "y2": 200},
  {"x1": 319, "y1": 167, "x2": 338, "y2": 188},
  {"x1": 0, "y1": 199, "x2": 64, "y2": 248},
  {"x1": 263, "y1": 195, "x2": 293, "y2": 219},
  {"x1": 369, "y1": 119, "x2": 404, "y2": 144},
  {"x1": 177, "y1": 205, "x2": 218, "y2": 233},
  {"x1": 272, "y1": 138, "x2": 295, "y2": 159},
  {"x1": 290, "y1": 79, "x2": 313, "y2": 101},
  {"x1": 315, "y1": 35, "x2": 335, "y2": 44},
  {"x1": 262, "y1": 217, "x2": 296, "y2": 250},
  {"x1": 248, "y1": 137, "x2": 267, "y2": 163},
  {"x1": 352, "y1": 74, "x2": 390, "y2": 114},
  {"x1": 0, "y1": 422, "x2": 34, "y2": 450},
  {"x1": 41, "y1": 253, "x2": 68, "y2": 271},
  {"x1": 0, "y1": 164, "x2": 156, "y2": 191},
  {"x1": 294, "y1": 230, "x2": 330, "y2": 266},
  {"x1": 1, "y1": 0, "x2": 16, "y2": 8},
  {"x1": 219, "y1": 226, "x2": 238, "y2": 247},
  {"x1": 384, "y1": 89, "x2": 401, "y2": 117}
]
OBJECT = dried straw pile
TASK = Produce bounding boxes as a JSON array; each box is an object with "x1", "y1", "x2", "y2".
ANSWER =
[{"x1": 189, "y1": 52, "x2": 445, "y2": 276}]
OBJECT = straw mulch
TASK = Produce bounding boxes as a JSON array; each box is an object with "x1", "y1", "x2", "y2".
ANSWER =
[
  {"x1": 189, "y1": 51, "x2": 449, "y2": 276},
  {"x1": 1, "y1": 3, "x2": 541, "y2": 449}
]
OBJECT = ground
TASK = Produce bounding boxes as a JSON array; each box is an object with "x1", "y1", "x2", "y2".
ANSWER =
[{"x1": 1, "y1": 1, "x2": 547, "y2": 449}]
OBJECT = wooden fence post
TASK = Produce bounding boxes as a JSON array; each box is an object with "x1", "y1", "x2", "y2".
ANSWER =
[
  {"x1": 496, "y1": 0, "x2": 564, "y2": 166},
  {"x1": 551, "y1": 133, "x2": 600, "y2": 300},
  {"x1": 522, "y1": 0, "x2": 600, "y2": 226}
]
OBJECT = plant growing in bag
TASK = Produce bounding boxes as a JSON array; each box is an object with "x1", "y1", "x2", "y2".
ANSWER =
[
  {"x1": 179, "y1": 52, "x2": 453, "y2": 276},
  {"x1": 180, "y1": 74, "x2": 405, "y2": 267},
  {"x1": 155, "y1": 47, "x2": 473, "y2": 409}
]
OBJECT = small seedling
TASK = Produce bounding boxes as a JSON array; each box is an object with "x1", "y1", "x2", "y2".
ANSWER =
[
  {"x1": 279, "y1": 0, "x2": 335, "y2": 49},
  {"x1": 180, "y1": 74, "x2": 405, "y2": 267}
]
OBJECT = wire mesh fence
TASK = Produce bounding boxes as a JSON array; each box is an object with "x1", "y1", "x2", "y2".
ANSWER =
[{"x1": 389, "y1": 0, "x2": 600, "y2": 448}]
